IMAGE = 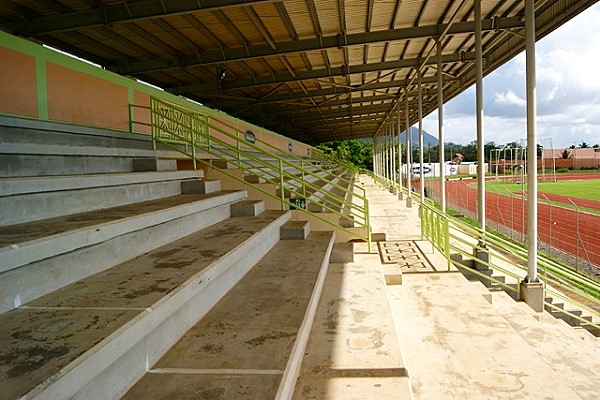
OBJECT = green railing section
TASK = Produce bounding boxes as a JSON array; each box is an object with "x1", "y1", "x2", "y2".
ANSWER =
[
  {"x1": 420, "y1": 201, "x2": 600, "y2": 330},
  {"x1": 129, "y1": 97, "x2": 371, "y2": 248}
]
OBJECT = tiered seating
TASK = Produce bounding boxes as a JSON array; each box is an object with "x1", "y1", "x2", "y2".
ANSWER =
[{"x1": 0, "y1": 117, "x2": 334, "y2": 399}]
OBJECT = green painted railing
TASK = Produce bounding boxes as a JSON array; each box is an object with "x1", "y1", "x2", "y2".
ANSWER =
[
  {"x1": 420, "y1": 201, "x2": 600, "y2": 331},
  {"x1": 130, "y1": 97, "x2": 371, "y2": 249}
]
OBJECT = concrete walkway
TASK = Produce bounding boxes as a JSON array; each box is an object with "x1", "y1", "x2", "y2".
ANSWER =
[{"x1": 296, "y1": 175, "x2": 599, "y2": 399}]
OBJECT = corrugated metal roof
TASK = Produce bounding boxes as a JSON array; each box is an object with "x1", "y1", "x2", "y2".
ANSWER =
[{"x1": 0, "y1": 0, "x2": 596, "y2": 143}]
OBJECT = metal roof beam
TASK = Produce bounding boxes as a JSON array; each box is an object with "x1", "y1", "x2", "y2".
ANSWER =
[
  {"x1": 169, "y1": 52, "x2": 472, "y2": 95},
  {"x1": 1, "y1": 0, "x2": 278, "y2": 35},
  {"x1": 109, "y1": 16, "x2": 524, "y2": 74}
]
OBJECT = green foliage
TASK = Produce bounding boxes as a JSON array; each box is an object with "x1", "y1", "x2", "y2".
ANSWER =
[
  {"x1": 559, "y1": 149, "x2": 572, "y2": 159},
  {"x1": 317, "y1": 139, "x2": 373, "y2": 171}
]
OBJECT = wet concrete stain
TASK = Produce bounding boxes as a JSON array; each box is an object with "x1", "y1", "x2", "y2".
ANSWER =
[
  {"x1": 192, "y1": 387, "x2": 225, "y2": 400},
  {"x1": 245, "y1": 331, "x2": 296, "y2": 348},
  {"x1": 123, "y1": 283, "x2": 169, "y2": 299},
  {"x1": 0, "y1": 344, "x2": 71, "y2": 378},
  {"x1": 199, "y1": 343, "x2": 224, "y2": 355}
]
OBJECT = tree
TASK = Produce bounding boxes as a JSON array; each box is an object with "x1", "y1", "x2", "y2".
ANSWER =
[
  {"x1": 558, "y1": 149, "x2": 572, "y2": 159},
  {"x1": 579, "y1": 142, "x2": 590, "y2": 148},
  {"x1": 317, "y1": 139, "x2": 373, "y2": 171}
]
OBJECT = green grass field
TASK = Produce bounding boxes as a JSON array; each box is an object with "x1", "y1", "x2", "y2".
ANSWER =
[{"x1": 482, "y1": 179, "x2": 600, "y2": 202}]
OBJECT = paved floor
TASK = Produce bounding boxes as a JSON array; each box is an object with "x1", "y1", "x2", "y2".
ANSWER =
[{"x1": 295, "y1": 175, "x2": 599, "y2": 399}]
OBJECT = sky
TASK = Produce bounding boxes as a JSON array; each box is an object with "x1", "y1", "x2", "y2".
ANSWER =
[{"x1": 422, "y1": 3, "x2": 600, "y2": 149}]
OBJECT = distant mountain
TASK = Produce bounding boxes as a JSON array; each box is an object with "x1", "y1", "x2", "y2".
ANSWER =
[{"x1": 398, "y1": 126, "x2": 439, "y2": 148}]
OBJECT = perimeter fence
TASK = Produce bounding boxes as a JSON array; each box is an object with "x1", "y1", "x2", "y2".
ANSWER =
[{"x1": 421, "y1": 178, "x2": 600, "y2": 280}]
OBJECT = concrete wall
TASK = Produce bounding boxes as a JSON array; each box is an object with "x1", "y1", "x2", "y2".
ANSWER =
[{"x1": 0, "y1": 30, "x2": 311, "y2": 158}]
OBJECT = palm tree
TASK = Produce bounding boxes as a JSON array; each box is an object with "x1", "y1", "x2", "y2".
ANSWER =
[{"x1": 558, "y1": 149, "x2": 572, "y2": 159}]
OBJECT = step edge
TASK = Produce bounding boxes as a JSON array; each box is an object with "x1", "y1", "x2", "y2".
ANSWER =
[
  {"x1": 0, "y1": 191, "x2": 247, "y2": 274},
  {"x1": 25, "y1": 211, "x2": 292, "y2": 400},
  {"x1": 276, "y1": 230, "x2": 336, "y2": 400}
]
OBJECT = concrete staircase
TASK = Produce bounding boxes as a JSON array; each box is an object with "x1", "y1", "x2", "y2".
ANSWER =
[
  {"x1": 450, "y1": 252, "x2": 600, "y2": 337},
  {"x1": 0, "y1": 118, "x2": 335, "y2": 399},
  {"x1": 206, "y1": 159, "x2": 366, "y2": 242}
]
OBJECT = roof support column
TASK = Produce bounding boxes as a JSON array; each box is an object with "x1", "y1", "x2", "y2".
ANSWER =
[
  {"x1": 525, "y1": 0, "x2": 539, "y2": 283},
  {"x1": 385, "y1": 127, "x2": 390, "y2": 186},
  {"x1": 418, "y1": 69, "x2": 425, "y2": 202},
  {"x1": 397, "y1": 107, "x2": 404, "y2": 200},
  {"x1": 405, "y1": 91, "x2": 413, "y2": 208},
  {"x1": 391, "y1": 120, "x2": 397, "y2": 193},
  {"x1": 520, "y1": 0, "x2": 543, "y2": 312},
  {"x1": 475, "y1": 0, "x2": 486, "y2": 237},
  {"x1": 437, "y1": 39, "x2": 446, "y2": 213},
  {"x1": 373, "y1": 133, "x2": 378, "y2": 177}
]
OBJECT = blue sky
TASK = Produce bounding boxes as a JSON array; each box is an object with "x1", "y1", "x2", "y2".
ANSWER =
[{"x1": 423, "y1": 3, "x2": 600, "y2": 149}]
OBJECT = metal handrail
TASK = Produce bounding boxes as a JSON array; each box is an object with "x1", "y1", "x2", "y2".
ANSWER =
[
  {"x1": 129, "y1": 98, "x2": 371, "y2": 248},
  {"x1": 420, "y1": 201, "x2": 600, "y2": 331}
]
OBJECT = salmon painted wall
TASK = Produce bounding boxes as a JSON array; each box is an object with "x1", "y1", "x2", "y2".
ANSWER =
[
  {"x1": 0, "y1": 30, "x2": 312, "y2": 157},
  {"x1": 0, "y1": 46, "x2": 38, "y2": 118}
]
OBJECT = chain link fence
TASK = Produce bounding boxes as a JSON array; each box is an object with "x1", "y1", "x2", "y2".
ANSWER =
[{"x1": 421, "y1": 178, "x2": 600, "y2": 280}]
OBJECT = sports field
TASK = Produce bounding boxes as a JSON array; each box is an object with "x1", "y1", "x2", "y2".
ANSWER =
[
  {"x1": 443, "y1": 173, "x2": 600, "y2": 268},
  {"x1": 484, "y1": 179, "x2": 600, "y2": 202}
]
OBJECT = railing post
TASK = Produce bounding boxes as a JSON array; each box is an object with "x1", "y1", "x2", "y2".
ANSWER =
[
  {"x1": 190, "y1": 114, "x2": 197, "y2": 170},
  {"x1": 301, "y1": 160, "x2": 306, "y2": 198},
  {"x1": 236, "y1": 129, "x2": 241, "y2": 164},
  {"x1": 365, "y1": 197, "x2": 371, "y2": 253},
  {"x1": 279, "y1": 159, "x2": 285, "y2": 210}
]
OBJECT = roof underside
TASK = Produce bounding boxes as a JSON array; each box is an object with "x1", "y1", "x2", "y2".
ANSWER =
[{"x1": 0, "y1": 0, "x2": 596, "y2": 144}]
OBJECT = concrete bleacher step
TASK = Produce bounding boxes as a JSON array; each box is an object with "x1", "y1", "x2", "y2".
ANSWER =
[
  {"x1": 0, "y1": 171, "x2": 205, "y2": 225},
  {"x1": 490, "y1": 290, "x2": 600, "y2": 399},
  {"x1": 122, "y1": 230, "x2": 335, "y2": 399},
  {"x1": 280, "y1": 220, "x2": 310, "y2": 240},
  {"x1": 0, "y1": 117, "x2": 195, "y2": 177},
  {"x1": 231, "y1": 199, "x2": 266, "y2": 217},
  {"x1": 0, "y1": 189, "x2": 246, "y2": 313},
  {"x1": 0, "y1": 210, "x2": 292, "y2": 399},
  {"x1": 544, "y1": 296, "x2": 594, "y2": 328}
]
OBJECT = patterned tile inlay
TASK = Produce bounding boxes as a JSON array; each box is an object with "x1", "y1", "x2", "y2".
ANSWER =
[{"x1": 378, "y1": 241, "x2": 436, "y2": 273}]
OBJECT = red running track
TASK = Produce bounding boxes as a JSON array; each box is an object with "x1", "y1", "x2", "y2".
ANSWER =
[{"x1": 424, "y1": 174, "x2": 600, "y2": 267}]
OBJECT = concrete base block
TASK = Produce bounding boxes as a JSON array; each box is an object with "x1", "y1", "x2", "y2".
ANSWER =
[
  {"x1": 473, "y1": 248, "x2": 490, "y2": 271},
  {"x1": 230, "y1": 200, "x2": 265, "y2": 217},
  {"x1": 406, "y1": 197, "x2": 413, "y2": 208},
  {"x1": 520, "y1": 281, "x2": 544, "y2": 312},
  {"x1": 212, "y1": 159, "x2": 230, "y2": 169},
  {"x1": 339, "y1": 215, "x2": 355, "y2": 228},
  {"x1": 398, "y1": 191, "x2": 404, "y2": 200},
  {"x1": 330, "y1": 242, "x2": 354, "y2": 263},
  {"x1": 244, "y1": 174, "x2": 264, "y2": 184},
  {"x1": 383, "y1": 264, "x2": 402, "y2": 285},
  {"x1": 371, "y1": 232, "x2": 386, "y2": 242},
  {"x1": 133, "y1": 159, "x2": 177, "y2": 171},
  {"x1": 280, "y1": 221, "x2": 310, "y2": 240},
  {"x1": 181, "y1": 179, "x2": 221, "y2": 194}
]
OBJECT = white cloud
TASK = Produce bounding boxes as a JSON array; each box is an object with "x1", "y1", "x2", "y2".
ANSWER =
[
  {"x1": 495, "y1": 89, "x2": 526, "y2": 107},
  {"x1": 424, "y1": 3, "x2": 600, "y2": 149}
]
